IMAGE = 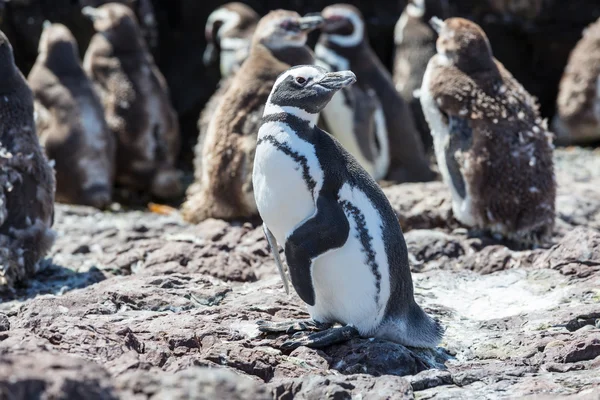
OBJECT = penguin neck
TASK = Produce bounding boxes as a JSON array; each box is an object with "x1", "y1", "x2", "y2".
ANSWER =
[
  {"x1": 318, "y1": 35, "x2": 366, "y2": 65},
  {"x1": 262, "y1": 100, "x2": 319, "y2": 129},
  {"x1": 270, "y1": 44, "x2": 315, "y2": 67}
]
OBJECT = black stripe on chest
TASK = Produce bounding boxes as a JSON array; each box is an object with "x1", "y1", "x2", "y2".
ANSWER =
[
  {"x1": 339, "y1": 199, "x2": 381, "y2": 305},
  {"x1": 257, "y1": 134, "x2": 317, "y2": 195}
]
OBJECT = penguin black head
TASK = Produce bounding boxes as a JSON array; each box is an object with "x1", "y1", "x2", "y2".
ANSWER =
[
  {"x1": 430, "y1": 17, "x2": 496, "y2": 73},
  {"x1": 204, "y1": 2, "x2": 259, "y2": 68},
  {"x1": 253, "y1": 10, "x2": 323, "y2": 51},
  {"x1": 0, "y1": 30, "x2": 18, "y2": 83},
  {"x1": 38, "y1": 23, "x2": 81, "y2": 73},
  {"x1": 265, "y1": 65, "x2": 357, "y2": 118},
  {"x1": 82, "y1": 3, "x2": 145, "y2": 51},
  {"x1": 321, "y1": 4, "x2": 366, "y2": 48}
]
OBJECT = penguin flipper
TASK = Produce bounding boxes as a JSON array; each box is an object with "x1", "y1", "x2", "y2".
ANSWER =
[
  {"x1": 263, "y1": 223, "x2": 289, "y2": 295},
  {"x1": 284, "y1": 195, "x2": 350, "y2": 306},
  {"x1": 445, "y1": 116, "x2": 472, "y2": 199}
]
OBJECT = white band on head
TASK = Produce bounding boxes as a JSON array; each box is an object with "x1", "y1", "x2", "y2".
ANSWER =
[
  {"x1": 324, "y1": 9, "x2": 364, "y2": 48},
  {"x1": 207, "y1": 8, "x2": 241, "y2": 41}
]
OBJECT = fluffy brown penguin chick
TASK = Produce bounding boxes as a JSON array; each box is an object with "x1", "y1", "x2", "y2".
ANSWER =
[
  {"x1": 0, "y1": 30, "x2": 56, "y2": 289},
  {"x1": 28, "y1": 22, "x2": 116, "y2": 209},
  {"x1": 182, "y1": 10, "x2": 321, "y2": 223},
  {"x1": 82, "y1": 3, "x2": 182, "y2": 201},
  {"x1": 553, "y1": 16, "x2": 600, "y2": 145},
  {"x1": 420, "y1": 17, "x2": 556, "y2": 245}
]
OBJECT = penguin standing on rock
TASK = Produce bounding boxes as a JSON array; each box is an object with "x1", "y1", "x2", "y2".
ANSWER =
[
  {"x1": 253, "y1": 65, "x2": 443, "y2": 350},
  {"x1": 553, "y1": 16, "x2": 600, "y2": 145},
  {"x1": 83, "y1": 3, "x2": 182, "y2": 201},
  {"x1": 28, "y1": 22, "x2": 115, "y2": 209},
  {"x1": 182, "y1": 10, "x2": 322, "y2": 223},
  {"x1": 420, "y1": 17, "x2": 556, "y2": 245},
  {"x1": 315, "y1": 4, "x2": 434, "y2": 183},
  {"x1": 195, "y1": 3, "x2": 260, "y2": 189},
  {"x1": 0, "y1": 30, "x2": 56, "y2": 288}
]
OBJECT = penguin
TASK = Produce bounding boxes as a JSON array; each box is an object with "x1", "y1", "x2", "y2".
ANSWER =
[
  {"x1": 181, "y1": 10, "x2": 322, "y2": 223},
  {"x1": 252, "y1": 65, "x2": 443, "y2": 350},
  {"x1": 393, "y1": 0, "x2": 451, "y2": 152},
  {"x1": 82, "y1": 3, "x2": 182, "y2": 201},
  {"x1": 195, "y1": 3, "x2": 260, "y2": 194},
  {"x1": 0, "y1": 30, "x2": 56, "y2": 288},
  {"x1": 315, "y1": 4, "x2": 434, "y2": 183},
  {"x1": 28, "y1": 22, "x2": 115, "y2": 209},
  {"x1": 553, "y1": 16, "x2": 600, "y2": 145},
  {"x1": 420, "y1": 17, "x2": 556, "y2": 245}
]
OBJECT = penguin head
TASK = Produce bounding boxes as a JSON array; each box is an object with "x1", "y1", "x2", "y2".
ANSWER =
[
  {"x1": 83, "y1": 3, "x2": 145, "y2": 50},
  {"x1": 204, "y1": 3, "x2": 259, "y2": 73},
  {"x1": 266, "y1": 65, "x2": 357, "y2": 117},
  {"x1": 38, "y1": 23, "x2": 81, "y2": 71},
  {"x1": 0, "y1": 30, "x2": 17, "y2": 80},
  {"x1": 430, "y1": 17, "x2": 496, "y2": 73},
  {"x1": 321, "y1": 4, "x2": 366, "y2": 48},
  {"x1": 253, "y1": 10, "x2": 323, "y2": 51}
]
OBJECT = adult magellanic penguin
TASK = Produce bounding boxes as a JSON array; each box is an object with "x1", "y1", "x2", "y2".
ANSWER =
[
  {"x1": 0, "y1": 30, "x2": 56, "y2": 289},
  {"x1": 28, "y1": 22, "x2": 116, "y2": 209},
  {"x1": 420, "y1": 17, "x2": 556, "y2": 245},
  {"x1": 182, "y1": 10, "x2": 322, "y2": 223},
  {"x1": 83, "y1": 3, "x2": 182, "y2": 201},
  {"x1": 315, "y1": 4, "x2": 434, "y2": 183},
  {"x1": 253, "y1": 64, "x2": 443, "y2": 350}
]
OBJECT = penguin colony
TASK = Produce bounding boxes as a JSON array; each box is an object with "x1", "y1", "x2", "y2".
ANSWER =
[{"x1": 7, "y1": 0, "x2": 600, "y2": 349}]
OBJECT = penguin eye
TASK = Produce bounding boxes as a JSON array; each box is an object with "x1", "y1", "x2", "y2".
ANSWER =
[{"x1": 296, "y1": 77, "x2": 307, "y2": 85}]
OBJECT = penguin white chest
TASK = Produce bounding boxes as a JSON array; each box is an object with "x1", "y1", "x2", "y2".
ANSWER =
[{"x1": 253, "y1": 122, "x2": 324, "y2": 244}]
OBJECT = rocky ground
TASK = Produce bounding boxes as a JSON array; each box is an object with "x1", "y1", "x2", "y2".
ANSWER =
[{"x1": 1, "y1": 147, "x2": 600, "y2": 399}]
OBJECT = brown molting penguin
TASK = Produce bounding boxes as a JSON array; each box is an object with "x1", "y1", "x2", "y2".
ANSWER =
[
  {"x1": 195, "y1": 3, "x2": 260, "y2": 192},
  {"x1": 316, "y1": 3, "x2": 434, "y2": 183},
  {"x1": 393, "y1": 0, "x2": 451, "y2": 153},
  {"x1": 553, "y1": 16, "x2": 600, "y2": 145},
  {"x1": 182, "y1": 10, "x2": 322, "y2": 223},
  {"x1": 0, "y1": 30, "x2": 56, "y2": 289},
  {"x1": 82, "y1": 3, "x2": 182, "y2": 201},
  {"x1": 420, "y1": 17, "x2": 555, "y2": 245},
  {"x1": 28, "y1": 22, "x2": 115, "y2": 209}
]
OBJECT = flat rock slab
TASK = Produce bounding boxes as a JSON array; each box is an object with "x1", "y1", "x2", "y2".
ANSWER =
[{"x1": 1, "y1": 149, "x2": 600, "y2": 399}]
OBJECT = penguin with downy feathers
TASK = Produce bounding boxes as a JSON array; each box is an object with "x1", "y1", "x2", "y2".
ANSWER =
[
  {"x1": 182, "y1": 10, "x2": 322, "y2": 223},
  {"x1": 28, "y1": 22, "x2": 115, "y2": 209},
  {"x1": 393, "y1": 0, "x2": 451, "y2": 152},
  {"x1": 0, "y1": 30, "x2": 56, "y2": 289},
  {"x1": 315, "y1": 4, "x2": 434, "y2": 183},
  {"x1": 82, "y1": 3, "x2": 182, "y2": 201},
  {"x1": 420, "y1": 17, "x2": 556, "y2": 245},
  {"x1": 195, "y1": 3, "x2": 259, "y2": 194},
  {"x1": 553, "y1": 16, "x2": 600, "y2": 145},
  {"x1": 253, "y1": 64, "x2": 443, "y2": 350}
]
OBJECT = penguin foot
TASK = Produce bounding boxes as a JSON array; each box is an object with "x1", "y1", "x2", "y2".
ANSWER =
[
  {"x1": 256, "y1": 319, "x2": 332, "y2": 334},
  {"x1": 280, "y1": 325, "x2": 360, "y2": 351}
]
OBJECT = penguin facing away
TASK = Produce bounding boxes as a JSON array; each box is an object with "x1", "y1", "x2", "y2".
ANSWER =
[
  {"x1": 393, "y1": 0, "x2": 450, "y2": 152},
  {"x1": 182, "y1": 10, "x2": 322, "y2": 223},
  {"x1": 420, "y1": 17, "x2": 556, "y2": 245},
  {"x1": 553, "y1": 16, "x2": 600, "y2": 144},
  {"x1": 28, "y1": 22, "x2": 116, "y2": 209},
  {"x1": 253, "y1": 65, "x2": 443, "y2": 350},
  {"x1": 0, "y1": 30, "x2": 56, "y2": 288},
  {"x1": 195, "y1": 3, "x2": 260, "y2": 193},
  {"x1": 82, "y1": 3, "x2": 182, "y2": 201},
  {"x1": 316, "y1": 4, "x2": 434, "y2": 183}
]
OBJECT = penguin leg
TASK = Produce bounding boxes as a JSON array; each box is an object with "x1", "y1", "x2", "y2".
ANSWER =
[
  {"x1": 263, "y1": 223, "x2": 290, "y2": 295},
  {"x1": 256, "y1": 319, "x2": 332, "y2": 334},
  {"x1": 280, "y1": 325, "x2": 360, "y2": 351}
]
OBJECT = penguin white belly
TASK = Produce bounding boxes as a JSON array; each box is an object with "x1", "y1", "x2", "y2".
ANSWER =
[
  {"x1": 253, "y1": 122, "x2": 323, "y2": 244},
  {"x1": 420, "y1": 64, "x2": 476, "y2": 226},
  {"x1": 308, "y1": 183, "x2": 391, "y2": 335}
]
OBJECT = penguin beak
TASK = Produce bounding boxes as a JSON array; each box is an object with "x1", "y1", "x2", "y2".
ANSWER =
[
  {"x1": 43, "y1": 20, "x2": 52, "y2": 30},
  {"x1": 317, "y1": 71, "x2": 357, "y2": 91},
  {"x1": 298, "y1": 14, "x2": 324, "y2": 32},
  {"x1": 429, "y1": 16, "x2": 445, "y2": 33},
  {"x1": 82, "y1": 6, "x2": 107, "y2": 22}
]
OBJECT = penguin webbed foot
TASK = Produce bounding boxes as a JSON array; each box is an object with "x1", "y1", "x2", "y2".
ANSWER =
[
  {"x1": 256, "y1": 318, "x2": 332, "y2": 334},
  {"x1": 280, "y1": 325, "x2": 360, "y2": 351}
]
